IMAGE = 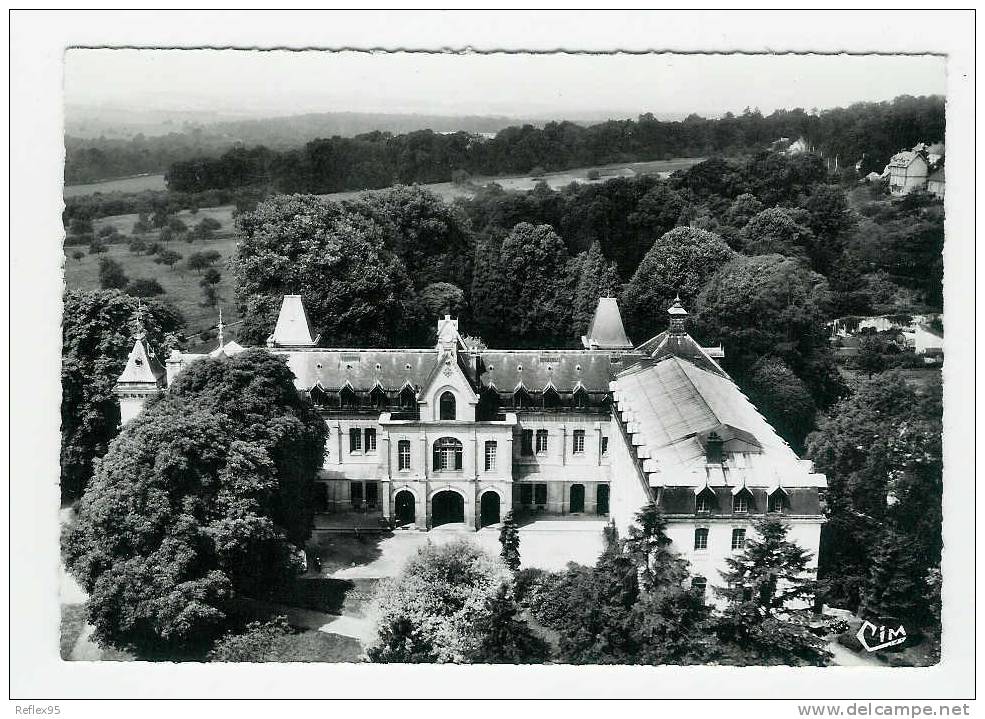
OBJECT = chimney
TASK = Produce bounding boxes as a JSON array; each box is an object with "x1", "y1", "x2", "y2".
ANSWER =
[
  {"x1": 705, "y1": 431, "x2": 724, "y2": 464},
  {"x1": 667, "y1": 296, "x2": 688, "y2": 336}
]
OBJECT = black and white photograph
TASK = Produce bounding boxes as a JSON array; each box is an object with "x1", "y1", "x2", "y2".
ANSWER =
[{"x1": 8, "y1": 8, "x2": 976, "y2": 711}]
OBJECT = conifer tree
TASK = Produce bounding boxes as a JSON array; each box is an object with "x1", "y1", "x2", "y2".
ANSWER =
[
  {"x1": 861, "y1": 530, "x2": 927, "y2": 625},
  {"x1": 499, "y1": 511, "x2": 521, "y2": 572},
  {"x1": 714, "y1": 517, "x2": 829, "y2": 665}
]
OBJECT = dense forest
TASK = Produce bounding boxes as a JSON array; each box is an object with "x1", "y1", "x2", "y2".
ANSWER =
[{"x1": 65, "y1": 95, "x2": 943, "y2": 189}]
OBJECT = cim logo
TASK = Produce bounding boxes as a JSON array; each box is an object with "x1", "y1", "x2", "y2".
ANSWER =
[{"x1": 856, "y1": 619, "x2": 907, "y2": 652}]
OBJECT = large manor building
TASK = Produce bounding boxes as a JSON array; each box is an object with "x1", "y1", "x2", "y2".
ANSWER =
[{"x1": 115, "y1": 295, "x2": 826, "y2": 591}]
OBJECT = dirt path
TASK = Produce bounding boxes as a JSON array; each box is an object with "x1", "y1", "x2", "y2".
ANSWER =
[{"x1": 825, "y1": 638, "x2": 884, "y2": 667}]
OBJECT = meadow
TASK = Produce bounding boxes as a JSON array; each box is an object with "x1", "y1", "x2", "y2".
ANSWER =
[
  {"x1": 64, "y1": 234, "x2": 242, "y2": 351},
  {"x1": 64, "y1": 173, "x2": 168, "y2": 197}
]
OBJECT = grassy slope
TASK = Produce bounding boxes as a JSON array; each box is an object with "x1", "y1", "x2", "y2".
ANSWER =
[{"x1": 63, "y1": 233, "x2": 241, "y2": 345}]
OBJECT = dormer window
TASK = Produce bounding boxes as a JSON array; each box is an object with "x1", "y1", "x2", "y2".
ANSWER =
[
  {"x1": 543, "y1": 386, "x2": 561, "y2": 409},
  {"x1": 399, "y1": 385, "x2": 417, "y2": 409},
  {"x1": 514, "y1": 387, "x2": 532, "y2": 409},
  {"x1": 370, "y1": 385, "x2": 387, "y2": 409},
  {"x1": 339, "y1": 385, "x2": 358, "y2": 410},
  {"x1": 439, "y1": 391, "x2": 457, "y2": 421},
  {"x1": 768, "y1": 489, "x2": 788, "y2": 513},
  {"x1": 695, "y1": 487, "x2": 716, "y2": 514},
  {"x1": 733, "y1": 488, "x2": 753, "y2": 514}
]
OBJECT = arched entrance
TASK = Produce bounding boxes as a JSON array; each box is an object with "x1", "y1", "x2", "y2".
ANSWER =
[
  {"x1": 480, "y1": 491, "x2": 501, "y2": 527},
  {"x1": 569, "y1": 484, "x2": 585, "y2": 513},
  {"x1": 431, "y1": 490, "x2": 465, "y2": 527},
  {"x1": 596, "y1": 484, "x2": 610, "y2": 516},
  {"x1": 394, "y1": 490, "x2": 416, "y2": 526}
]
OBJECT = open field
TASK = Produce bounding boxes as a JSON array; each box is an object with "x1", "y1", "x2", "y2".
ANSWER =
[
  {"x1": 63, "y1": 235, "x2": 242, "y2": 347},
  {"x1": 64, "y1": 173, "x2": 167, "y2": 197}
]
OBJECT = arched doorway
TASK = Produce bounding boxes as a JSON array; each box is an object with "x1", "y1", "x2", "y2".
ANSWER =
[
  {"x1": 569, "y1": 484, "x2": 585, "y2": 513},
  {"x1": 439, "y1": 391, "x2": 457, "y2": 420},
  {"x1": 431, "y1": 490, "x2": 465, "y2": 527},
  {"x1": 394, "y1": 490, "x2": 416, "y2": 526},
  {"x1": 596, "y1": 484, "x2": 610, "y2": 515},
  {"x1": 480, "y1": 491, "x2": 501, "y2": 527}
]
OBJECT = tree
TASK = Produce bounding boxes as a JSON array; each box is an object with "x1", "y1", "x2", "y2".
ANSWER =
[
  {"x1": 167, "y1": 216, "x2": 188, "y2": 234},
  {"x1": 88, "y1": 239, "x2": 108, "y2": 255},
  {"x1": 366, "y1": 540, "x2": 513, "y2": 663},
  {"x1": 724, "y1": 193, "x2": 764, "y2": 229},
  {"x1": 714, "y1": 517, "x2": 829, "y2": 666},
  {"x1": 126, "y1": 278, "x2": 165, "y2": 298},
  {"x1": 70, "y1": 217, "x2": 93, "y2": 235},
  {"x1": 155, "y1": 249, "x2": 183, "y2": 270},
  {"x1": 71, "y1": 250, "x2": 85, "y2": 263},
  {"x1": 496, "y1": 222, "x2": 575, "y2": 347},
  {"x1": 194, "y1": 216, "x2": 223, "y2": 241},
  {"x1": 800, "y1": 185, "x2": 857, "y2": 275},
  {"x1": 65, "y1": 350, "x2": 327, "y2": 656},
  {"x1": 420, "y1": 282, "x2": 465, "y2": 320},
  {"x1": 740, "y1": 207, "x2": 815, "y2": 260},
  {"x1": 233, "y1": 195, "x2": 420, "y2": 347},
  {"x1": 60, "y1": 290, "x2": 184, "y2": 499},
  {"x1": 499, "y1": 511, "x2": 521, "y2": 572},
  {"x1": 621, "y1": 227, "x2": 735, "y2": 342},
  {"x1": 694, "y1": 253, "x2": 838, "y2": 404},
  {"x1": 128, "y1": 237, "x2": 147, "y2": 254},
  {"x1": 467, "y1": 584, "x2": 551, "y2": 663},
  {"x1": 208, "y1": 616, "x2": 292, "y2": 662},
  {"x1": 741, "y1": 357, "x2": 817, "y2": 452},
  {"x1": 806, "y1": 373, "x2": 942, "y2": 614},
  {"x1": 353, "y1": 186, "x2": 474, "y2": 291},
  {"x1": 861, "y1": 531, "x2": 929, "y2": 626},
  {"x1": 570, "y1": 243, "x2": 622, "y2": 341},
  {"x1": 628, "y1": 183, "x2": 689, "y2": 244},
  {"x1": 187, "y1": 249, "x2": 222, "y2": 274},
  {"x1": 857, "y1": 335, "x2": 887, "y2": 378},
  {"x1": 98, "y1": 258, "x2": 129, "y2": 290}
]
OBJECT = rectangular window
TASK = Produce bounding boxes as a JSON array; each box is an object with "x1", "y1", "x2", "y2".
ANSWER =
[
  {"x1": 733, "y1": 493, "x2": 748, "y2": 513},
  {"x1": 366, "y1": 481, "x2": 378, "y2": 507},
  {"x1": 731, "y1": 528, "x2": 746, "y2": 550},
  {"x1": 691, "y1": 576, "x2": 707, "y2": 597},
  {"x1": 694, "y1": 527, "x2": 709, "y2": 550},
  {"x1": 349, "y1": 427, "x2": 362, "y2": 453},
  {"x1": 398, "y1": 440, "x2": 411, "y2": 471},
  {"x1": 364, "y1": 428, "x2": 377, "y2": 453},
  {"x1": 535, "y1": 429, "x2": 549, "y2": 454},
  {"x1": 572, "y1": 429, "x2": 585, "y2": 454},
  {"x1": 350, "y1": 481, "x2": 364, "y2": 505},
  {"x1": 519, "y1": 483, "x2": 533, "y2": 506},
  {"x1": 521, "y1": 429, "x2": 534, "y2": 456},
  {"x1": 484, "y1": 441, "x2": 497, "y2": 471},
  {"x1": 601, "y1": 436, "x2": 609, "y2": 456},
  {"x1": 535, "y1": 483, "x2": 548, "y2": 505}
]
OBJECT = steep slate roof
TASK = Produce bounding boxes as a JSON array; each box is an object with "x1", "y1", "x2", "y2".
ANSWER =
[
  {"x1": 582, "y1": 297, "x2": 633, "y2": 349},
  {"x1": 611, "y1": 356, "x2": 824, "y2": 490},
  {"x1": 476, "y1": 350, "x2": 639, "y2": 395},
  {"x1": 117, "y1": 336, "x2": 166, "y2": 385},
  {"x1": 278, "y1": 348, "x2": 439, "y2": 392},
  {"x1": 888, "y1": 151, "x2": 926, "y2": 169},
  {"x1": 268, "y1": 295, "x2": 317, "y2": 347}
]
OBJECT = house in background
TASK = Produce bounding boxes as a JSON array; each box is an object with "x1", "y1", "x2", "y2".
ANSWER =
[
  {"x1": 913, "y1": 323, "x2": 944, "y2": 363},
  {"x1": 886, "y1": 150, "x2": 929, "y2": 196}
]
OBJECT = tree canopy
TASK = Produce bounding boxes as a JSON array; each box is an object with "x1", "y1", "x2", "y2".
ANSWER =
[
  {"x1": 65, "y1": 350, "x2": 327, "y2": 656},
  {"x1": 233, "y1": 194, "x2": 421, "y2": 346},
  {"x1": 60, "y1": 290, "x2": 184, "y2": 499}
]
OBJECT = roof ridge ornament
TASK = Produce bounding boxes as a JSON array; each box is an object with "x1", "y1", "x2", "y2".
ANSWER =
[{"x1": 668, "y1": 295, "x2": 688, "y2": 335}]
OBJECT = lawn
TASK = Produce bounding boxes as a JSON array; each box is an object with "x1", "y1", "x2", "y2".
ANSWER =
[
  {"x1": 64, "y1": 234, "x2": 242, "y2": 348},
  {"x1": 269, "y1": 629, "x2": 363, "y2": 662}
]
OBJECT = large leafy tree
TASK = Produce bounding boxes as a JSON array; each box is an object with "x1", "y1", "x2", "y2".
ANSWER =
[
  {"x1": 806, "y1": 372, "x2": 942, "y2": 615},
  {"x1": 740, "y1": 207, "x2": 815, "y2": 261},
  {"x1": 694, "y1": 253, "x2": 841, "y2": 408},
  {"x1": 353, "y1": 185, "x2": 474, "y2": 291},
  {"x1": 621, "y1": 227, "x2": 735, "y2": 342},
  {"x1": 60, "y1": 290, "x2": 184, "y2": 500},
  {"x1": 366, "y1": 540, "x2": 516, "y2": 663},
  {"x1": 497, "y1": 222, "x2": 575, "y2": 347},
  {"x1": 741, "y1": 357, "x2": 818, "y2": 452},
  {"x1": 233, "y1": 194, "x2": 421, "y2": 347},
  {"x1": 714, "y1": 517, "x2": 829, "y2": 666},
  {"x1": 64, "y1": 350, "x2": 327, "y2": 657}
]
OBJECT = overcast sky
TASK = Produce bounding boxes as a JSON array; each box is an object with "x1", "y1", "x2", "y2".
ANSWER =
[{"x1": 64, "y1": 49, "x2": 946, "y2": 119}]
